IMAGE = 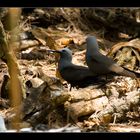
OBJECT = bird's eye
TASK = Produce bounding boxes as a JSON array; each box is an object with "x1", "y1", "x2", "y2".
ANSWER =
[{"x1": 62, "y1": 50, "x2": 66, "y2": 52}]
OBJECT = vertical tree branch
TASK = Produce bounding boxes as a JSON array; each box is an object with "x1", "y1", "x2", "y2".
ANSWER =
[{"x1": 0, "y1": 8, "x2": 23, "y2": 130}]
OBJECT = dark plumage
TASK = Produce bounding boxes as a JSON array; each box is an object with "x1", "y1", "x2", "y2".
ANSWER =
[
  {"x1": 51, "y1": 48, "x2": 105, "y2": 90},
  {"x1": 86, "y1": 36, "x2": 140, "y2": 78}
]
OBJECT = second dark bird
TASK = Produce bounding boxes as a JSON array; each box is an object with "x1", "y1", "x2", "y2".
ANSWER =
[
  {"x1": 86, "y1": 36, "x2": 140, "y2": 78},
  {"x1": 50, "y1": 48, "x2": 105, "y2": 90}
]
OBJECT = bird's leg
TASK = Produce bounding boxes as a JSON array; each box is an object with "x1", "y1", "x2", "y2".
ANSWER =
[
  {"x1": 96, "y1": 80, "x2": 112, "y2": 88},
  {"x1": 105, "y1": 74, "x2": 108, "y2": 80},
  {"x1": 69, "y1": 84, "x2": 72, "y2": 91},
  {"x1": 76, "y1": 86, "x2": 79, "y2": 90}
]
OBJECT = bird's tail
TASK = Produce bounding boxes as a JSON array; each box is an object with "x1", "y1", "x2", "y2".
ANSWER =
[{"x1": 123, "y1": 67, "x2": 140, "y2": 78}]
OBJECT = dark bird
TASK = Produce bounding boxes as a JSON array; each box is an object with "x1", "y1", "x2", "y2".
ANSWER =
[
  {"x1": 50, "y1": 48, "x2": 105, "y2": 90},
  {"x1": 86, "y1": 36, "x2": 140, "y2": 78}
]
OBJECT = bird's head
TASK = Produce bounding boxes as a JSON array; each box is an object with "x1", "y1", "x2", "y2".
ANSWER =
[
  {"x1": 86, "y1": 36, "x2": 99, "y2": 52},
  {"x1": 50, "y1": 48, "x2": 72, "y2": 62}
]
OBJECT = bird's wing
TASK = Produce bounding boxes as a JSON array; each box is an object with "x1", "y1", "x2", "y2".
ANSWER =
[
  {"x1": 90, "y1": 53, "x2": 125, "y2": 73},
  {"x1": 60, "y1": 65, "x2": 92, "y2": 81},
  {"x1": 91, "y1": 53, "x2": 137, "y2": 77}
]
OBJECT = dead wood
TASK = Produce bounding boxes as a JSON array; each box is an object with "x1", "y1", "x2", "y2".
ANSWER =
[
  {"x1": 14, "y1": 40, "x2": 40, "y2": 52},
  {"x1": 28, "y1": 92, "x2": 70, "y2": 126},
  {"x1": 89, "y1": 90, "x2": 140, "y2": 124},
  {"x1": 64, "y1": 88, "x2": 109, "y2": 121},
  {"x1": 20, "y1": 71, "x2": 69, "y2": 126},
  {"x1": 108, "y1": 123, "x2": 140, "y2": 132}
]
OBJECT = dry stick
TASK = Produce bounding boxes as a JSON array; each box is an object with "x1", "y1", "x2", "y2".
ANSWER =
[{"x1": 0, "y1": 8, "x2": 23, "y2": 130}]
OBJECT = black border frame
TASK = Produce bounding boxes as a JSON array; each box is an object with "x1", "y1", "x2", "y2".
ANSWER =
[
  {"x1": 0, "y1": 0, "x2": 140, "y2": 139},
  {"x1": 0, "y1": 0, "x2": 140, "y2": 7}
]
